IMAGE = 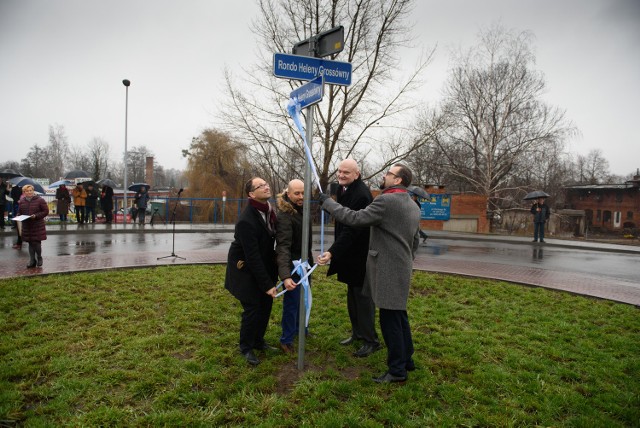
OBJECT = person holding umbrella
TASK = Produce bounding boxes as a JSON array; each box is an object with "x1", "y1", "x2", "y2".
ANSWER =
[
  {"x1": 134, "y1": 186, "x2": 150, "y2": 225},
  {"x1": 531, "y1": 196, "x2": 551, "y2": 243},
  {"x1": 100, "y1": 185, "x2": 114, "y2": 224},
  {"x1": 0, "y1": 178, "x2": 8, "y2": 230},
  {"x1": 10, "y1": 184, "x2": 22, "y2": 249},
  {"x1": 17, "y1": 184, "x2": 49, "y2": 268},
  {"x1": 84, "y1": 183, "x2": 98, "y2": 223},
  {"x1": 55, "y1": 184, "x2": 71, "y2": 222}
]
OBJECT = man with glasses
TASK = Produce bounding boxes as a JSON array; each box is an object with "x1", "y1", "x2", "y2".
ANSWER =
[
  {"x1": 225, "y1": 178, "x2": 279, "y2": 366},
  {"x1": 318, "y1": 164, "x2": 421, "y2": 383},
  {"x1": 317, "y1": 159, "x2": 381, "y2": 358}
]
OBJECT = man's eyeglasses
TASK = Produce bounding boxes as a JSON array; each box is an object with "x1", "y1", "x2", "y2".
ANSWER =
[
  {"x1": 385, "y1": 171, "x2": 399, "y2": 178},
  {"x1": 252, "y1": 183, "x2": 270, "y2": 191}
]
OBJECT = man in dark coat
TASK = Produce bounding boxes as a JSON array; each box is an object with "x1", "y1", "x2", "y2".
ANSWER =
[
  {"x1": 319, "y1": 163, "x2": 421, "y2": 383},
  {"x1": 531, "y1": 197, "x2": 551, "y2": 243},
  {"x1": 275, "y1": 179, "x2": 313, "y2": 354},
  {"x1": 84, "y1": 183, "x2": 98, "y2": 223},
  {"x1": 0, "y1": 179, "x2": 8, "y2": 230},
  {"x1": 317, "y1": 159, "x2": 381, "y2": 358},
  {"x1": 100, "y1": 186, "x2": 114, "y2": 223},
  {"x1": 224, "y1": 177, "x2": 279, "y2": 365}
]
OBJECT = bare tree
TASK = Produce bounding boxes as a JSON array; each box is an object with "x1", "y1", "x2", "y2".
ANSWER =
[
  {"x1": 221, "y1": 0, "x2": 434, "y2": 191},
  {"x1": 20, "y1": 144, "x2": 49, "y2": 178},
  {"x1": 417, "y1": 24, "x2": 575, "y2": 216},
  {"x1": 573, "y1": 149, "x2": 610, "y2": 184},
  {"x1": 125, "y1": 146, "x2": 154, "y2": 184},
  {"x1": 86, "y1": 137, "x2": 111, "y2": 182},
  {"x1": 46, "y1": 124, "x2": 69, "y2": 180}
]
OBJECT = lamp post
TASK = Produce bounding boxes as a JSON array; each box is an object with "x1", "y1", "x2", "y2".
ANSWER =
[{"x1": 122, "y1": 79, "x2": 130, "y2": 224}]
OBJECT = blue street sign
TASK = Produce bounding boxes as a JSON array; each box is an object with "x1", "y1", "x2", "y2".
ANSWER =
[
  {"x1": 291, "y1": 76, "x2": 324, "y2": 109},
  {"x1": 273, "y1": 53, "x2": 352, "y2": 86}
]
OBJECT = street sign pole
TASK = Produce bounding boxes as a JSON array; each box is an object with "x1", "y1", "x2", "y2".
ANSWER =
[
  {"x1": 298, "y1": 104, "x2": 313, "y2": 371},
  {"x1": 297, "y1": 36, "x2": 315, "y2": 371},
  {"x1": 273, "y1": 27, "x2": 348, "y2": 371}
]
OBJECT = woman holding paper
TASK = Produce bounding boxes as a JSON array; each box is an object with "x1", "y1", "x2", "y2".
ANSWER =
[{"x1": 17, "y1": 184, "x2": 49, "y2": 268}]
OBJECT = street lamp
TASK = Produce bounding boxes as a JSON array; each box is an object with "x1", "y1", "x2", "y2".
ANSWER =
[{"x1": 122, "y1": 79, "x2": 130, "y2": 224}]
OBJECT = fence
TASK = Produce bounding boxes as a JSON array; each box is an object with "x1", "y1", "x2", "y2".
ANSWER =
[{"x1": 7, "y1": 195, "x2": 327, "y2": 225}]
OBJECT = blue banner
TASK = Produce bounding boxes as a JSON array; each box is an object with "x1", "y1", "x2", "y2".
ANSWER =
[{"x1": 419, "y1": 193, "x2": 451, "y2": 220}]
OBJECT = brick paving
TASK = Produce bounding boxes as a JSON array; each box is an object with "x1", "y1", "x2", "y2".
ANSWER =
[{"x1": 1, "y1": 227, "x2": 638, "y2": 307}]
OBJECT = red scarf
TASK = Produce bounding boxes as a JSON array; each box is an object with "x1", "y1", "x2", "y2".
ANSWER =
[
  {"x1": 249, "y1": 198, "x2": 277, "y2": 236},
  {"x1": 382, "y1": 187, "x2": 408, "y2": 194}
]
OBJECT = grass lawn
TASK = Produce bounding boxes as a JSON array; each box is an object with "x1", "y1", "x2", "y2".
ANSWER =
[{"x1": 0, "y1": 265, "x2": 638, "y2": 426}]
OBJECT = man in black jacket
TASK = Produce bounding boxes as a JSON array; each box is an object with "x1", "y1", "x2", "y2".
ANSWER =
[
  {"x1": 531, "y1": 197, "x2": 551, "y2": 243},
  {"x1": 224, "y1": 177, "x2": 279, "y2": 365},
  {"x1": 317, "y1": 159, "x2": 381, "y2": 357},
  {"x1": 275, "y1": 179, "x2": 313, "y2": 354}
]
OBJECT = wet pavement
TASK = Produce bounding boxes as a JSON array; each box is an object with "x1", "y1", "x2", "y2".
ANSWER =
[{"x1": 1, "y1": 223, "x2": 639, "y2": 306}]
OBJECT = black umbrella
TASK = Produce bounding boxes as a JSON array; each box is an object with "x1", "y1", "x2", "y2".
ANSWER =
[
  {"x1": 9, "y1": 176, "x2": 45, "y2": 194},
  {"x1": 128, "y1": 183, "x2": 151, "y2": 193},
  {"x1": 97, "y1": 178, "x2": 118, "y2": 188},
  {"x1": 523, "y1": 190, "x2": 551, "y2": 200},
  {"x1": 81, "y1": 180, "x2": 96, "y2": 189},
  {"x1": 407, "y1": 185, "x2": 429, "y2": 199},
  {"x1": 64, "y1": 170, "x2": 92, "y2": 179},
  {"x1": 0, "y1": 168, "x2": 22, "y2": 179}
]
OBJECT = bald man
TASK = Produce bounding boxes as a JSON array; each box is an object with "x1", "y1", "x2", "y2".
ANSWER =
[
  {"x1": 275, "y1": 179, "x2": 313, "y2": 353},
  {"x1": 317, "y1": 159, "x2": 381, "y2": 357}
]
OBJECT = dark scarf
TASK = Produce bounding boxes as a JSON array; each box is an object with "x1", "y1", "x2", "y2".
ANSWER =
[{"x1": 249, "y1": 198, "x2": 277, "y2": 236}]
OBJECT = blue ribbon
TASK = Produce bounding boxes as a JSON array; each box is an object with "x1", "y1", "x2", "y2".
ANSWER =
[
  {"x1": 275, "y1": 260, "x2": 316, "y2": 327},
  {"x1": 286, "y1": 97, "x2": 326, "y2": 254}
]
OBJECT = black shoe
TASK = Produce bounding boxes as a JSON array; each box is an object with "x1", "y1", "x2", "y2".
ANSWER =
[
  {"x1": 242, "y1": 351, "x2": 260, "y2": 366},
  {"x1": 37, "y1": 257, "x2": 43, "y2": 267},
  {"x1": 353, "y1": 342, "x2": 382, "y2": 358},
  {"x1": 26, "y1": 260, "x2": 37, "y2": 268},
  {"x1": 539, "y1": 240, "x2": 545, "y2": 243},
  {"x1": 373, "y1": 372, "x2": 407, "y2": 383},
  {"x1": 532, "y1": 239, "x2": 538, "y2": 242},
  {"x1": 340, "y1": 336, "x2": 355, "y2": 346},
  {"x1": 406, "y1": 361, "x2": 417, "y2": 371}
]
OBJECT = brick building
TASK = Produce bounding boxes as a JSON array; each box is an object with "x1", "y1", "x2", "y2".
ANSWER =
[
  {"x1": 564, "y1": 171, "x2": 640, "y2": 232},
  {"x1": 370, "y1": 185, "x2": 489, "y2": 233}
]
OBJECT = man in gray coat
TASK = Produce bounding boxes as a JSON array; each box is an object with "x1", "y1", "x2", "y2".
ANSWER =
[{"x1": 319, "y1": 163, "x2": 421, "y2": 383}]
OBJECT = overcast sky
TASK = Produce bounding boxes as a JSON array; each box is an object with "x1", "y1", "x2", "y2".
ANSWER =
[{"x1": 1, "y1": 0, "x2": 638, "y2": 178}]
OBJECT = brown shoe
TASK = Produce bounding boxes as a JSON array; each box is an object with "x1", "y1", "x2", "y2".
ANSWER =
[{"x1": 280, "y1": 343, "x2": 294, "y2": 354}]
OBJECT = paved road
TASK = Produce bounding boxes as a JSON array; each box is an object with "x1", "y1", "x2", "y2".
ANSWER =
[{"x1": 1, "y1": 224, "x2": 638, "y2": 306}]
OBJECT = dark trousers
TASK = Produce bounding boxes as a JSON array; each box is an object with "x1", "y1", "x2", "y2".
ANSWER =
[
  {"x1": 534, "y1": 222, "x2": 545, "y2": 241},
  {"x1": 347, "y1": 283, "x2": 379, "y2": 345},
  {"x1": 75, "y1": 206, "x2": 85, "y2": 223},
  {"x1": 104, "y1": 209, "x2": 113, "y2": 223},
  {"x1": 27, "y1": 241, "x2": 42, "y2": 263},
  {"x1": 281, "y1": 279, "x2": 301, "y2": 345},
  {"x1": 379, "y1": 308, "x2": 414, "y2": 377},
  {"x1": 85, "y1": 206, "x2": 96, "y2": 223},
  {"x1": 239, "y1": 294, "x2": 273, "y2": 354}
]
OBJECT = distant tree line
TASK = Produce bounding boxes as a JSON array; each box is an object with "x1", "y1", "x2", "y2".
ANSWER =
[{"x1": 1, "y1": 124, "x2": 184, "y2": 189}]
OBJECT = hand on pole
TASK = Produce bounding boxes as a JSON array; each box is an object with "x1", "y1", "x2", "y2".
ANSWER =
[{"x1": 316, "y1": 251, "x2": 332, "y2": 266}]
